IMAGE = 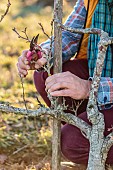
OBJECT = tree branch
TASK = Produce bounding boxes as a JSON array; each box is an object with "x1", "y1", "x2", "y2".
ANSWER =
[
  {"x1": 0, "y1": 0, "x2": 11, "y2": 22},
  {"x1": 56, "y1": 20, "x2": 102, "y2": 35},
  {"x1": 60, "y1": 112, "x2": 91, "y2": 137},
  {"x1": 0, "y1": 103, "x2": 91, "y2": 136},
  {"x1": 100, "y1": 133, "x2": 113, "y2": 163},
  {"x1": 38, "y1": 22, "x2": 51, "y2": 40},
  {"x1": 12, "y1": 27, "x2": 31, "y2": 42},
  {"x1": 87, "y1": 31, "x2": 112, "y2": 121},
  {"x1": 103, "y1": 133, "x2": 113, "y2": 153}
]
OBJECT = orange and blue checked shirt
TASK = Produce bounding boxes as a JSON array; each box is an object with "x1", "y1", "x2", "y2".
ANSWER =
[{"x1": 40, "y1": 0, "x2": 113, "y2": 110}]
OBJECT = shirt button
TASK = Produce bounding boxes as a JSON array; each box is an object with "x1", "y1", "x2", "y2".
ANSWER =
[{"x1": 104, "y1": 96, "x2": 107, "y2": 103}]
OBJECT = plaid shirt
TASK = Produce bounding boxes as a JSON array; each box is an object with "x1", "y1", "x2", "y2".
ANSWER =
[
  {"x1": 88, "y1": 0, "x2": 113, "y2": 78},
  {"x1": 41, "y1": 0, "x2": 113, "y2": 110},
  {"x1": 98, "y1": 78, "x2": 113, "y2": 109}
]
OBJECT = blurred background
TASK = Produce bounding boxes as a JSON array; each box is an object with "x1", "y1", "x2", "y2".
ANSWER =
[{"x1": 0, "y1": 0, "x2": 75, "y2": 169}]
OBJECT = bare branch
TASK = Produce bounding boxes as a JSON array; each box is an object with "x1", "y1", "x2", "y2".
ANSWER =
[
  {"x1": 0, "y1": 103, "x2": 91, "y2": 135},
  {"x1": 38, "y1": 21, "x2": 55, "y2": 76},
  {"x1": 19, "y1": 75, "x2": 28, "y2": 113},
  {"x1": 87, "y1": 31, "x2": 112, "y2": 121},
  {"x1": 35, "y1": 95, "x2": 44, "y2": 107},
  {"x1": 38, "y1": 22, "x2": 51, "y2": 40},
  {"x1": 12, "y1": 27, "x2": 48, "y2": 59},
  {"x1": 21, "y1": 27, "x2": 30, "y2": 41},
  {"x1": 103, "y1": 133, "x2": 113, "y2": 152},
  {"x1": 101, "y1": 133, "x2": 113, "y2": 163},
  {"x1": 12, "y1": 27, "x2": 31, "y2": 42},
  {"x1": 60, "y1": 111, "x2": 91, "y2": 137},
  {"x1": 0, "y1": 0, "x2": 11, "y2": 22},
  {"x1": 56, "y1": 20, "x2": 102, "y2": 35},
  {"x1": 70, "y1": 99, "x2": 84, "y2": 116}
]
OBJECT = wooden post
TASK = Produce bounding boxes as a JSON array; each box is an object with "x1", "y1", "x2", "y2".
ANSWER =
[{"x1": 52, "y1": 0, "x2": 63, "y2": 170}]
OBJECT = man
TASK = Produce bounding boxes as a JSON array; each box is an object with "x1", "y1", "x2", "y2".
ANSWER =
[{"x1": 17, "y1": 0, "x2": 113, "y2": 165}]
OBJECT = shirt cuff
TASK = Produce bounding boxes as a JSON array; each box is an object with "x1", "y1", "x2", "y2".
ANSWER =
[
  {"x1": 97, "y1": 92, "x2": 113, "y2": 110},
  {"x1": 89, "y1": 77, "x2": 113, "y2": 110}
]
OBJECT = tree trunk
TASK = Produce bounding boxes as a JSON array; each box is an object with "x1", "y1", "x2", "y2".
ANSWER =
[
  {"x1": 52, "y1": 0, "x2": 63, "y2": 170},
  {"x1": 87, "y1": 122, "x2": 106, "y2": 170},
  {"x1": 87, "y1": 157, "x2": 105, "y2": 170},
  {"x1": 86, "y1": 108, "x2": 106, "y2": 170}
]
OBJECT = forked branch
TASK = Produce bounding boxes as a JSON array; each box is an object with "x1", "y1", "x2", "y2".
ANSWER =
[{"x1": 12, "y1": 27, "x2": 31, "y2": 42}]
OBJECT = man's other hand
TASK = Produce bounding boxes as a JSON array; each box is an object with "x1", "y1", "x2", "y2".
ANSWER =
[{"x1": 45, "y1": 71, "x2": 91, "y2": 100}]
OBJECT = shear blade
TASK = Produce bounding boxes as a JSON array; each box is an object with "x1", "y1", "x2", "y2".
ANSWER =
[
  {"x1": 34, "y1": 34, "x2": 39, "y2": 44},
  {"x1": 30, "y1": 36, "x2": 35, "y2": 51}
]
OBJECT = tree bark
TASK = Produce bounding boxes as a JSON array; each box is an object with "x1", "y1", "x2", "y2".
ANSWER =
[
  {"x1": 86, "y1": 32, "x2": 110, "y2": 170},
  {"x1": 52, "y1": 0, "x2": 63, "y2": 170},
  {"x1": 87, "y1": 113, "x2": 106, "y2": 170}
]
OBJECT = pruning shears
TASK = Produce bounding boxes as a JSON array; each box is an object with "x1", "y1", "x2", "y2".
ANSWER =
[{"x1": 26, "y1": 34, "x2": 42, "y2": 70}]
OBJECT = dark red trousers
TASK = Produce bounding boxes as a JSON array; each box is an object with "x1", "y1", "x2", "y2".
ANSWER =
[{"x1": 33, "y1": 59, "x2": 113, "y2": 165}]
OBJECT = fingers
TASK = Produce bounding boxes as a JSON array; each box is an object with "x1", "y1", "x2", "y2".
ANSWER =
[
  {"x1": 35, "y1": 57, "x2": 47, "y2": 69},
  {"x1": 45, "y1": 71, "x2": 72, "y2": 89},
  {"x1": 45, "y1": 70, "x2": 88, "y2": 100},
  {"x1": 17, "y1": 50, "x2": 30, "y2": 77},
  {"x1": 50, "y1": 89, "x2": 72, "y2": 97},
  {"x1": 21, "y1": 50, "x2": 29, "y2": 63},
  {"x1": 45, "y1": 71, "x2": 75, "y2": 98},
  {"x1": 18, "y1": 56, "x2": 29, "y2": 70},
  {"x1": 47, "y1": 82, "x2": 71, "y2": 93},
  {"x1": 17, "y1": 49, "x2": 47, "y2": 77},
  {"x1": 46, "y1": 77, "x2": 71, "y2": 91},
  {"x1": 45, "y1": 71, "x2": 83, "y2": 99},
  {"x1": 17, "y1": 62, "x2": 28, "y2": 77},
  {"x1": 46, "y1": 71, "x2": 71, "y2": 84}
]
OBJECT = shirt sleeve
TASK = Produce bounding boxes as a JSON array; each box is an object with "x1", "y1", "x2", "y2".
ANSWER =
[
  {"x1": 97, "y1": 77, "x2": 113, "y2": 110},
  {"x1": 40, "y1": 0, "x2": 86, "y2": 62}
]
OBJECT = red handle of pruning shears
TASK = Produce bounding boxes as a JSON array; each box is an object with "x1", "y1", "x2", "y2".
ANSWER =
[{"x1": 26, "y1": 34, "x2": 42, "y2": 70}]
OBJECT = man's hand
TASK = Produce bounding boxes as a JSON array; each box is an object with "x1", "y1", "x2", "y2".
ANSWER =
[
  {"x1": 17, "y1": 49, "x2": 47, "y2": 77},
  {"x1": 45, "y1": 71, "x2": 91, "y2": 100}
]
